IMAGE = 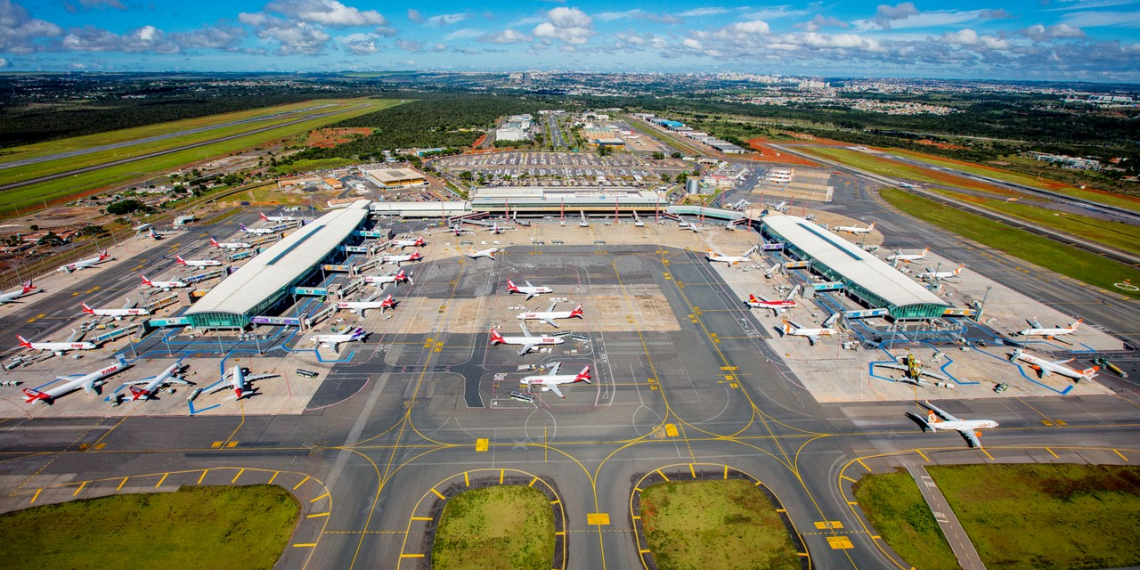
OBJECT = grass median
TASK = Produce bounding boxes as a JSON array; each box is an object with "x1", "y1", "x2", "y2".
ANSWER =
[
  {"x1": 853, "y1": 469, "x2": 958, "y2": 570},
  {"x1": 0, "y1": 485, "x2": 299, "y2": 570},
  {"x1": 432, "y1": 485, "x2": 554, "y2": 570}
]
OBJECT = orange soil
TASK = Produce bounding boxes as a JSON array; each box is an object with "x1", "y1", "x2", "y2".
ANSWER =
[
  {"x1": 745, "y1": 138, "x2": 820, "y2": 167},
  {"x1": 915, "y1": 139, "x2": 966, "y2": 150},
  {"x1": 472, "y1": 134, "x2": 487, "y2": 147},
  {"x1": 305, "y1": 127, "x2": 374, "y2": 148}
]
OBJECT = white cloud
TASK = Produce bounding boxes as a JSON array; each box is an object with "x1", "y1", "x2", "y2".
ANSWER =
[
  {"x1": 339, "y1": 32, "x2": 378, "y2": 54},
  {"x1": 596, "y1": 9, "x2": 680, "y2": 24},
  {"x1": 742, "y1": 6, "x2": 809, "y2": 21},
  {"x1": 238, "y1": 13, "x2": 332, "y2": 55},
  {"x1": 480, "y1": 28, "x2": 530, "y2": 43},
  {"x1": 0, "y1": 57, "x2": 8, "y2": 67},
  {"x1": 77, "y1": 0, "x2": 125, "y2": 10},
  {"x1": 0, "y1": 0, "x2": 63, "y2": 54},
  {"x1": 1022, "y1": 23, "x2": 1086, "y2": 40},
  {"x1": 395, "y1": 38, "x2": 422, "y2": 52},
  {"x1": 61, "y1": 24, "x2": 179, "y2": 53},
  {"x1": 856, "y1": 6, "x2": 1013, "y2": 31},
  {"x1": 443, "y1": 28, "x2": 483, "y2": 40},
  {"x1": 170, "y1": 24, "x2": 246, "y2": 51},
  {"x1": 533, "y1": 7, "x2": 593, "y2": 45},
  {"x1": 1061, "y1": 9, "x2": 1140, "y2": 27},
  {"x1": 263, "y1": 0, "x2": 386, "y2": 27},
  {"x1": 798, "y1": 15, "x2": 849, "y2": 32},
  {"x1": 425, "y1": 13, "x2": 469, "y2": 27},
  {"x1": 406, "y1": 9, "x2": 422, "y2": 23},
  {"x1": 678, "y1": 7, "x2": 729, "y2": 17},
  {"x1": 682, "y1": 38, "x2": 703, "y2": 49}
]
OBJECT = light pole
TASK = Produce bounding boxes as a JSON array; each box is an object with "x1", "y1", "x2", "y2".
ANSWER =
[{"x1": 978, "y1": 286, "x2": 992, "y2": 322}]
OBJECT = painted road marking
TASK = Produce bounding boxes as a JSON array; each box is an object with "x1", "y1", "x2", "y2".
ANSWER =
[
  {"x1": 587, "y1": 513, "x2": 610, "y2": 525},
  {"x1": 306, "y1": 512, "x2": 330, "y2": 518},
  {"x1": 231, "y1": 469, "x2": 245, "y2": 484},
  {"x1": 293, "y1": 475, "x2": 310, "y2": 490},
  {"x1": 292, "y1": 543, "x2": 317, "y2": 548},
  {"x1": 268, "y1": 471, "x2": 279, "y2": 485},
  {"x1": 117, "y1": 477, "x2": 128, "y2": 491},
  {"x1": 311, "y1": 493, "x2": 330, "y2": 503},
  {"x1": 73, "y1": 481, "x2": 86, "y2": 496},
  {"x1": 30, "y1": 488, "x2": 41, "y2": 504},
  {"x1": 665, "y1": 424, "x2": 678, "y2": 437},
  {"x1": 198, "y1": 469, "x2": 209, "y2": 484},
  {"x1": 155, "y1": 473, "x2": 168, "y2": 488},
  {"x1": 431, "y1": 488, "x2": 445, "y2": 500},
  {"x1": 827, "y1": 536, "x2": 854, "y2": 549},
  {"x1": 211, "y1": 441, "x2": 223, "y2": 448},
  {"x1": 475, "y1": 438, "x2": 488, "y2": 452},
  {"x1": 814, "y1": 521, "x2": 844, "y2": 529}
]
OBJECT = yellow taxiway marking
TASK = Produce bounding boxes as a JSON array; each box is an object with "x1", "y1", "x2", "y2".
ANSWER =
[
  {"x1": 529, "y1": 476, "x2": 540, "y2": 487},
  {"x1": 587, "y1": 513, "x2": 610, "y2": 525},
  {"x1": 857, "y1": 459, "x2": 871, "y2": 472},
  {"x1": 411, "y1": 516, "x2": 432, "y2": 521},
  {"x1": 475, "y1": 438, "x2": 488, "y2": 452},
  {"x1": 292, "y1": 543, "x2": 317, "y2": 548},
  {"x1": 814, "y1": 521, "x2": 844, "y2": 530},
  {"x1": 463, "y1": 472, "x2": 469, "y2": 487},
  {"x1": 116, "y1": 477, "x2": 129, "y2": 491},
  {"x1": 198, "y1": 469, "x2": 209, "y2": 484},
  {"x1": 400, "y1": 553, "x2": 425, "y2": 559},
  {"x1": 431, "y1": 488, "x2": 445, "y2": 500},
  {"x1": 306, "y1": 512, "x2": 330, "y2": 519},
  {"x1": 1046, "y1": 448, "x2": 1059, "y2": 459},
  {"x1": 655, "y1": 468, "x2": 669, "y2": 481},
  {"x1": 73, "y1": 481, "x2": 86, "y2": 496},
  {"x1": 841, "y1": 475, "x2": 857, "y2": 483},
  {"x1": 293, "y1": 475, "x2": 311, "y2": 490},
  {"x1": 226, "y1": 441, "x2": 238, "y2": 448},
  {"x1": 155, "y1": 473, "x2": 168, "y2": 488},
  {"x1": 267, "y1": 471, "x2": 279, "y2": 485},
  {"x1": 311, "y1": 493, "x2": 330, "y2": 503},
  {"x1": 827, "y1": 536, "x2": 854, "y2": 549},
  {"x1": 231, "y1": 469, "x2": 245, "y2": 484},
  {"x1": 664, "y1": 424, "x2": 678, "y2": 437},
  {"x1": 211, "y1": 441, "x2": 223, "y2": 448},
  {"x1": 30, "y1": 488, "x2": 41, "y2": 504},
  {"x1": 1115, "y1": 449, "x2": 1129, "y2": 461},
  {"x1": 981, "y1": 448, "x2": 995, "y2": 461},
  {"x1": 916, "y1": 449, "x2": 929, "y2": 462}
]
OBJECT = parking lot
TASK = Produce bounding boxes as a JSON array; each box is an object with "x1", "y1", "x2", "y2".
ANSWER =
[{"x1": 433, "y1": 151, "x2": 689, "y2": 188}]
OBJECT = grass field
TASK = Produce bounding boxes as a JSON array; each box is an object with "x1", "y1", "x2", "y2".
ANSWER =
[
  {"x1": 273, "y1": 157, "x2": 359, "y2": 176},
  {"x1": 640, "y1": 479, "x2": 800, "y2": 570},
  {"x1": 0, "y1": 485, "x2": 299, "y2": 570},
  {"x1": 853, "y1": 469, "x2": 959, "y2": 570},
  {"x1": 929, "y1": 464, "x2": 1140, "y2": 570},
  {"x1": 881, "y1": 189, "x2": 1140, "y2": 299},
  {"x1": 800, "y1": 146, "x2": 1024, "y2": 197},
  {"x1": 937, "y1": 189, "x2": 1140, "y2": 256},
  {"x1": 432, "y1": 486, "x2": 554, "y2": 570}
]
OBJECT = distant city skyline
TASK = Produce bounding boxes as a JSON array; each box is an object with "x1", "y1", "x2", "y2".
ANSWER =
[{"x1": 1, "y1": 0, "x2": 1138, "y2": 82}]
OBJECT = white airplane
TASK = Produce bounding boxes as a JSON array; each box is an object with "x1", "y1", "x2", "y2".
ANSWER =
[
  {"x1": 467, "y1": 247, "x2": 499, "y2": 260},
  {"x1": 364, "y1": 268, "x2": 411, "y2": 287},
  {"x1": 22, "y1": 359, "x2": 132, "y2": 404},
  {"x1": 17, "y1": 330, "x2": 96, "y2": 355},
  {"x1": 209, "y1": 365, "x2": 277, "y2": 400},
  {"x1": 210, "y1": 237, "x2": 252, "y2": 250},
  {"x1": 520, "y1": 363, "x2": 592, "y2": 398},
  {"x1": 1014, "y1": 318, "x2": 1082, "y2": 338},
  {"x1": 239, "y1": 223, "x2": 276, "y2": 236},
  {"x1": 310, "y1": 327, "x2": 368, "y2": 352},
  {"x1": 907, "y1": 400, "x2": 999, "y2": 449},
  {"x1": 133, "y1": 223, "x2": 152, "y2": 232},
  {"x1": 336, "y1": 294, "x2": 396, "y2": 318},
  {"x1": 1011, "y1": 348, "x2": 1098, "y2": 382},
  {"x1": 0, "y1": 280, "x2": 38, "y2": 304},
  {"x1": 488, "y1": 222, "x2": 506, "y2": 234},
  {"x1": 175, "y1": 254, "x2": 222, "y2": 269},
  {"x1": 781, "y1": 313, "x2": 840, "y2": 345},
  {"x1": 141, "y1": 275, "x2": 188, "y2": 291},
  {"x1": 834, "y1": 222, "x2": 876, "y2": 234},
  {"x1": 506, "y1": 279, "x2": 552, "y2": 301},
  {"x1": 920, "y1": 264, "x2": 965, "y2": 281},
  {"x1": 382, "y1": 249, "x2": 423, "y2": 266},
  {"x1": 261, "y1": 211, "x2": 295, "y2": 223},
  {"x1": 745, "y1": 285, "x2": 800, "y2": 316},
  {"x1": 677, "y1": 219, "x2": 703, "y2": 232},
  {"x1": 490, "y1": 324, "x2": 565, "y2": 355},
  {"x1": 707, "y1": 246, "x2": 757, "y2": 265},
  {"x1": 147, "y1": 228, "x2": 163, "y2": 240},
  {"x1": 123, "y1": 362, "x2": 189, "y2": 401},
  {"x1": 81, "y1": 300, "x2": 149, "y2": 320},
  {"x1": 56, "y1": 249, "x2": 112, "y2": 273},
  {"x1": 517, "y1": 302, "x2": 584, "y2": 329},
  {"x1": 769, "y1": 201, "x2": 787, "y2": 213},
  {"x1": 449, "y1": 224, "x2": 469, "y2": 236},
  {"x1": 886, "y1": 247, "x2": 929, "y2": 263},
  {"x1": 393, "y1": 236, "x2": 426, "y2": 248}
]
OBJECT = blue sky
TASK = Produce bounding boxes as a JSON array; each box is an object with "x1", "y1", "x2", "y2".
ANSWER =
[{"x1": 1, "y1": 0, "x2": 1139, "y2": 81}]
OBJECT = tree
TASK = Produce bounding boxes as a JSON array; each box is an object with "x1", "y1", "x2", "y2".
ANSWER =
[
  {"x1": 36, "y1": 232, "x2": 65, "y2": 247},
  {"x1": 597, "y1": 145, "x2": 613, "y2": 157},
  {"x1": 29, "y1": 224, "x2": 38, "y2": 232},
  {"x1": 652, "y1": 152, "x2": 665, "y2": 160},
  {"x1": 671, "y1": 152, "x2": 683, "y2": 159},
  {"x1": 106, "y1": 199, "x2": 143, "y2": 216}
]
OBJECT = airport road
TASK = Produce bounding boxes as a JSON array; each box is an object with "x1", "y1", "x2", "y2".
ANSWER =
[{"x1": 1, "y1": 235, "x2": 1139, "y2": 570}]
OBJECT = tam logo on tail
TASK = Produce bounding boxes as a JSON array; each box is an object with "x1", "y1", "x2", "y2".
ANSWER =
[
  {"x1": 17, "y1": 335, "x2": 33, "y2": 349},
  {"x1": 570, "y1": 305, "x2": 583, "y2": 318},
  {"x1": 489, "y1": 329, "x2": 504, "y2": 344},
  {"x1": 81, "y1": 302, "x2": 95, "y2": 314},
  {"x1": 576, "y1": 366, "x2": 592, "y2": 382}
]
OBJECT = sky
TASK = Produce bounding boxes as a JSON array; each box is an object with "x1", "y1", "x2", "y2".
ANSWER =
[{"x1": 1, "y1": 0, "x2": 1139, "y2": 82}]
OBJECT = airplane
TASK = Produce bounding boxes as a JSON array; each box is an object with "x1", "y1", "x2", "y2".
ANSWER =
[
  {"x1": 147, "y1": 228, "x2": 163, "y2": 240},
  {"x1": 834, "y1": 222, "x2": 876, "y2": 234},
  {"x1": 1010, "y1": 348, "x2": 1098, "y2": 382},
  {"x1": 707, "y1": 246, "x2": 757, "y2": 265},
  {"x1": 239, "y1": 223, "x2": 276, "y2": 236},
  {"x1": 261, "y1": 211, "x2": 295, "y2": 223},
  {"x1": 781, "y1": 313, "x2": 840, "y2": 345},
  {"x1": 677, "y1": 218, "x2": 703, "y2": 232},
  {"x1": 336, "y1": 295, "x2": 396, "y2": 318},
  {"x1": 209, "y1": 237, "x2": 251, "y2": 250},
  {"x1": 17, "y1": 330, "x2": 97, "y2": 355},
  {"x1": 0, "y1": 280, "x2": 38, "y2": 304},
  {"x1": 745, "y1": 285, "x2": 800, "y2": 316},
  {"x1": 466, "y1": 247, "x2": 499, "y2": 260},
  {"x1": 310, "y1": 327, "x2": 368, "y2": 352},
  {"x1": 22, "y1": 358, "x2": 132, "y2": 404},
  {"x1": 449, "y1": 224, "x2": 469, "y2": 236},
  {"x1": 175, "y1": 254, "x2": 222, "y2": 269},
  {"x1": 919, "y1": 264, "x2": 965, "y2": 281},
  {"x1": 886, "y1": 247, "x2": 929, "y2": 263},
  {"x1": 382, "y1": 249, "x2": 423, "y2": 266},
  {"x1": 490, "y1": 324, "x2": 565, "y2": 356},
  {"x1": 907, "y1": 400, "x2": 999, "y2": 449},
  {"x1": 1014, "y1": 318, "x2": 1082, "y2": 338},
  {"x1": 132, "y1": 223, "x2": 152, "y2": 232},
  {"x1": 520, "y1": 363, "x2": 592, "y2": 398},
  {"x1": 768, "y1": 200, "x2": 787, "y2": 213},
  {"x1": 488, "y1": 222, "x2": 506, "y2": 234},
  {"x1": 874, "y1": 353, "x2": 953, "y2": 387},
  {"x1": 81, "y1": 300, "x2": 150, "y2": 320},
  {"x1": 123, "y1": 362, "x2": 189, "y2": 401},
  {"x1": 56, "y1": 249, "x2": 112, "y2": 273},
  {"x1": 141, "y1": 275, "x2": 188, "y2": 291},
  {"x1": 517, "y1": 301, "x2": 584, "y2": 329},
  {"x1": 209, "y1": 365, "x2": 277, "y2": 400},
  {"x1": 364, "y1": 268, "x2": 411, "y2": 287},
  {"x1": 393, "y1": 236, "x2": 426, "y2": 248},
  {"x1": 506, "y1": 279, "x2": 552, "y2": 301}
]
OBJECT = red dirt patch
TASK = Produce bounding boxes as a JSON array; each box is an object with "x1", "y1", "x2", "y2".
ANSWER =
[
  {"x1": 472, "y1": 134, "x2": 487, "y2": 148},
  {"x1": 746, "y1": 139, "x2": 820, "y2": 167},
  {"x1": 915, "y1": 139, "x2": 966, "y2": 150},
  {"x1": 306, "y1": 127, "x2": 374, "y2": 148}
]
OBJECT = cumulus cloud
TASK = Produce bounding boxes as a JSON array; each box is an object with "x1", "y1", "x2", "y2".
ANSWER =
[
  {"x1": 61, "y1": 24, "x2": 179, "y2": 53},
  {"x1": 596, "y1": 9, "x2": 681, "y2": 25},
  {"x1": 870, "y1": 2, "x2": 920, "y2": 29},
  {"x1": 443, "y1": 28, "x2": 482, "y2": 40},
  {"x1": 425, "y1": 13, "x2": 469, "y2": 27},
  {"x1": 480, "y1": 28, "x2": 529, "y2": 43},
  {"x1": 339, "y1": 32, "x2": 378, "y2": 54},
  {"x1": 533, "y1": 7, "x2": 593, "y2": 45},
  {"x1": 406, "y1": 9, "x2": 422, "y2": 23},
  {"x1": 69, "y1": 0, "x2": 126, "y2": 10},
  {"x1": 742, "y1": 6, "x2": 809, "y2": 21},
  {"x1": 856, "y1": 5, "x2": 1014, "y2": 31},
  {"x1": 0, "y1": 0, "x2": 63, "y2": 54},
  {"x1": 678, "y1": 7, "x2": 729, "y2": 17},
  {"x1": 1022, "y1": 22, "x2": 1086, "y2": 40},
  {"x1": 395, "y1": 38, "x2": 422, "y2": 52},
  {"x1": 797, "y1": 15, "x2": 849, "y2": 32},
  {"x1": 0, "y1": 57, "x2": 8, "y2": 67},
  {"x1": 170, "y1": 24, "x2": 246, "y2": 51},
  {"x1": 263, "y1": 0, "x2": 386, "y2": 27},
  {"x1": 238, "y1": 12, "x2": 331, "y2": 55}
]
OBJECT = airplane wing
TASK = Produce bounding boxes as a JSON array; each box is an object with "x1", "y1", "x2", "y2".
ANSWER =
[
  {"x1": 207, "y1": 382, "x2": 233, "y2": 394},
  {"x1": 807, "y1": 334, "x2": 819, "y2": 346},
  {"x1": 525, "y1": 281, "x2": 534, "y2": 288},
  {"x1": 1029, "y1": 318, "x2": 1042, "y2": 328},
  {"x1": 920, "y1": 401, "x2": 960, "y2": 422},
  {"x1": 545, "y1": 301, "x2": 556, "y2": 312},
  {"x1": 65, "y1": 329, "x2": 79, "y2": 343},
  {"x1": 526, "y1": 292, "x2": 536, "y2": 301},
  {"x1": 548, "y1": 385, "x2": 564, "y2": 398},
  {"x1": 245, "y1": 374, "x2": 276, "y2": 382},
  {"x1": 517, "y1": 343, "x2": 536, "y2": 356},
  {"x1": 519, "y1": 323, "x2": 532, "y2": 337},
  {"x1": 959, "y1": 429, "x2": 983, "y2": 449},
  {"x1": 123, "y1": 376, "x2": 158, "y2": 386},
  {"x1": 547, "y1": 362, "x2": 561, "y2": 376},
  {"x1": 787, "y1": 320, "x2": 805, "y2": 330},
  {"x1": 877, "y1": 363, "x2": 908, "y2": 372},
  {"x1": 543, "y1": 318, "x2": 558, "y2": 328}
]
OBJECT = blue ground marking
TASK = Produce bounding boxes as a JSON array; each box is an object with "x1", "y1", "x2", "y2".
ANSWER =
[
  {"x1": 918, "y1": 341, "x2": 978, "y2": 385},
  {"x1": 188, "y1": 400, "x2": 222, "y2": 414},
  {"x1": 868, "y1": 360, "x2": 901, "y2": 383},
  {"x1": 972, "y1": 344, "x2": 1074, "y2": 394}
]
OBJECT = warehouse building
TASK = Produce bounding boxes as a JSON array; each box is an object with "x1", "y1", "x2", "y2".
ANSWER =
[{"x1": 359, "y1": 165, "x2": 428, "y2": 188}]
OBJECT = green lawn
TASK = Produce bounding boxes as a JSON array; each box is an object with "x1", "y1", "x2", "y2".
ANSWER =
[
  {"x1": 929, "y1": 464, "x2": 1140, "y2": 570},
  {"x1": 0, "y1": 485, "x2": 299, "y2": 570},
  {"x1": 853, "y1": 469, "x2": 959, "y2": 570},
  {"x1": 640, "y1": 479, "x2": 800, "y2": 570},
  {"x1": 881, "y1": 189, "x2": 1140, "y2": 299},
  {"x1": 432, "y1": 486, "x2": 554, "y2": 570},
  {"x1": 800, "y1": 146, "x2": 1023, "y2": 197},
  {"x1": 273, "y1": 157, "x2": 360, "y2": 176}
]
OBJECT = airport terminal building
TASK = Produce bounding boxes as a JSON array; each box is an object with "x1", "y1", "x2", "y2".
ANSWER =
[
  {"x1": 183, "y1": 200, "x2": 371, "y2": 329},
  {"x1": 761, "y1": 215, "x2": 948, "y2": 320}
]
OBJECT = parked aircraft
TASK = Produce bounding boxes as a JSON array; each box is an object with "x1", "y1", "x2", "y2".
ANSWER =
[
  {"x1": 920, "y1": 264, "x2": 965, "y2": 281},
  {"x1": 141, "y1": 275, "x2": 188, "y2": 291},
  {"x1": 517, "y1": 302, "x2": 584, "y2": 329},
  {"x1": 490, "y1": 324, "x2": 564, "y2": 355},
  {"x1": 17, "y1": 330, "x2": 96, "y2": 355},
  {"x1": 769, "y1": 201, "x2": 787, "y2": 213},
  {"x1": 56, "y1": 249, "x2": 112, "y2": 273},
  {"x1": 466, "y1": 247, "x2": 499, "y2": 259},
  {"x1": 677, "y1": 218, "x2": 704, "y2": 232},
  {"x1": 488, "y1": 222, "x2": 506, "y2": 234},
  {"x1": 175, "y1": 255, "x2": 222, "y2": 269},
  {"x1": 1011, "y1": 348, "x2": 1098, "y2": 382},
  {"x1": 745, "y1": 285, "x2": 800, "y2": 316},
  {"x1": 781, "y1": 313, "x2": 840, "y2": 345},
  {"x1": 834, "y1": 222, "x2": 876, "y2": 234},
  {"x1": 506, "y1": 279, "x2": 552, "y2": 301},
  {"x1": 123, "y1": 362, "x2": 189, "y2": 401},
  {"x1": 81, "y1": 300, "x2": 149, "y2": 320},
  {"x1": 210, "y1": 237, "x2": 251, "y2": 250},
  {"x1": 310, "y1": 327, "x2": 368, "y2": 352},
  {"x1": 886, "y1": 248, "x2": 929, "y2": 263},
  {"x1": 261, "y1": 211, "x2": 295, "y2": 223},
  {"x1": 449, "y1": 224, "x2": 469, "y2": 236},
  {"x1": 22, "y1": 358, "x2": 132, "y2": 404},
  {"x1": 147, "y1": 228, "x2": 163, "y2": 240},
  {"x1": 907, "y1": 400, "x2": 998, "y2": 448},
  {"x1": 364, "y1": 269, "x2": 411, "y2": 287},
  {"x1": 336, "y1": 295, "x2": 396, "y2": 318},
  {"x1": 239, "y1": 223, "x2": 276, "y2": 236},
  {"x1": 707, "y1": 245, "x2": 757, "y2": 265},
  {"x1": 382, "y1": 249, "x2": 423, "y2": 266},
  {"x1": 520, "y1": 363, "x2": 591, "y2": 398},
  {"x1": 210, "y1": 365, "x2": 277, "y2": 400},
  {"x1": 393, "y1": 236, "x2": 425, "y2": 248},
  {"x1": 1014, "y1": 318, "x2": 1082, "y2": 338},
  {"x1": 0, "y1": 280, "x2": 38, "y2": 304}
]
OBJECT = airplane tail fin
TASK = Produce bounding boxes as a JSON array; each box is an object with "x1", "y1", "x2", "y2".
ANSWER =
[
  {"x1": 954, "y1": 264, "x2": 965, "y2": 275},
  {"x1": 748, "y1": 294, "x2": 759, "y2": 304},
  {"x1": 17, "y1": 335, "x2": 33, "y2": 349},
  {"x1": 81, "y1": 302, "x2": 95, "y2": 314},
  {"x1": 489, "y1": 329, "x2": 504, "y2": 344},
  {"x1": 22, "y1": 388, "x2": 49, "y2": 404},
  {"x1": 21, "y1": 279, "x2": 34, "y2": 293},
  {"x1": 175, "y1": 255, "x2": 186, "y2": 265},
  {"x1": 906, "y1": 411, "x2": 934, "y2": 432},
  {"x1": 577, "y1": 366, "x2": 591, "y2": 383},
  {"x1": 507, "y1": 279, "x2": 518, "y2": 292},
  {"x1": 210, "y1": 237, "x2": 220, "y2": 247},
  {"x1": 1069, "y1": 319, "x2": 1083, "y2": 331},
  {"x1": 98, "y1": 248, "x2": 109, "y2": 259},
  {"x1": 1080, "y1": 366, "x2": 1099, "y2": 379},
  {"x1": 920, "y1": 247, "x2": 929, "y2": 256},
  {"x1": 260, "y1": 212, "x2": 268, "y2": 220},
  {"x1": 926, "y1": 410, "x2": 943, "y2": 425},
  {"x1": 570, "y1": 304, "x2": 583, "y2": 318},
  {"x1": 782, "y1": 320, "x2": 793, "y2": 335},
  {"x1": 867, "y1": 223, "x2": 875, "y2": 231},
  {"x1": 141, "y1": 275, "x2": 152, "y2": 286},
  {"x1": 129, "y1": 386, "x2": 146, "y2": 400},
  {"x1": 240, "y1": 224, "x2": 249, "y2": 231}
]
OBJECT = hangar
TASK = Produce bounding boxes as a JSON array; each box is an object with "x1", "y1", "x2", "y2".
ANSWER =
[
  {"x1": 761, "y1": 215, "x2": 948, "y2": 320},
  {"x1": 183, "y1": 200, "x2": 371, "y2": 329}
]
